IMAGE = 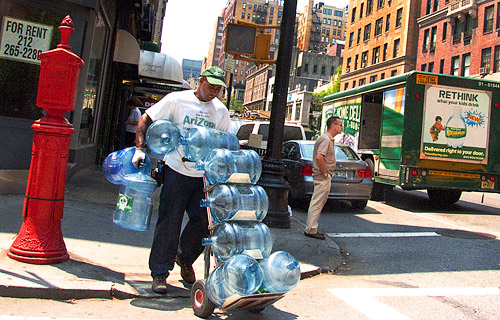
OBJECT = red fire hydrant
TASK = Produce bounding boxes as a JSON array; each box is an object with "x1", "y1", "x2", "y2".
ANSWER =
[{"x1": 7, "y1": 16, "x2": 84, "y2": 264}]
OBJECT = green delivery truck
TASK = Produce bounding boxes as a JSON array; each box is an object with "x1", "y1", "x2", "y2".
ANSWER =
[{"x1": 321, "y1": 71, "x2": 500, "y2": 204}]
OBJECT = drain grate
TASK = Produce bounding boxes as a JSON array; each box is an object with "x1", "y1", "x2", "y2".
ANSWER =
[{"x1": 435, "y1": 229, "x2": 497, "y2": 240}]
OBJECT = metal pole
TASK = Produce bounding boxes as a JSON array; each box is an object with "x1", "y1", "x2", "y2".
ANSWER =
[
  {"x1": 258, "y1": 0, "x2": 297, "y2": 228},
  {"x1": 226, "y1": 73, "x2": 234, "y2": 109}
]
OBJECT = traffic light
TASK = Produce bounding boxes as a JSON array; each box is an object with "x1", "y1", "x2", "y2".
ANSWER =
[{"x1": 225, "y1": 22, "x2": 275, "y2": 63}]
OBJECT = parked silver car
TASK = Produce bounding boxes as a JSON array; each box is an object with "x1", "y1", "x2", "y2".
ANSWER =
[{"x1": 282, "y1": 140, "x2": 373, "y2": 209}]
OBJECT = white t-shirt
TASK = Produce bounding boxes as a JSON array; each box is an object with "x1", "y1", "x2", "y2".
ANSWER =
[
  {"x1": 126, "y1": 108, "x2": 141, "y2": 133},
  {"x1": 146, "y1": 90, "x2": 231, "y2": 177}
]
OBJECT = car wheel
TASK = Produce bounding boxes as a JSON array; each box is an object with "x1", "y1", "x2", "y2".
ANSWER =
[
  {"x1": 427, "y1": 189, "x2": 462, "y2": 205},
  {"x1": 351, "y1": 199, "x2": 368, "y2": 209}
]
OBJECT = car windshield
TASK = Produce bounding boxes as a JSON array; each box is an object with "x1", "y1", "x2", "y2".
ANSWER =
[{"x1": 301, "y1": 144, "x2": 359, "y2": 161}]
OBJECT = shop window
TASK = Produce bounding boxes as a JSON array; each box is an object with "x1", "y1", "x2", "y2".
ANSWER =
[
  {"x1": 0, "y1": 2, "x2": 60, "y2": 120},
  {"x1": 79, "y1": 10, "x2": 110, "y2": 145}
]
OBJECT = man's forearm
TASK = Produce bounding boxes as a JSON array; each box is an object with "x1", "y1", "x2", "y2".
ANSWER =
[{"x1": 135, "y1": 113, "x2": 152, "y2": 149}]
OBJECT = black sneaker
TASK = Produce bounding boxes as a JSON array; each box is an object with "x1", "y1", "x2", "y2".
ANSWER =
[
  {"x1": 304, "y1": 231, "x2": 326, "y2": 240},
  {"x1": 152, "y1": 275, "x2": 167, "y2": 294},
  {"x1": 175, "y1": 257, "x2": 196, "y2": 284}
]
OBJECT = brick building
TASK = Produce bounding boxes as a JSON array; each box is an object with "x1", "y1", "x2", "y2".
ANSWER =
[
  {"x1": 416, "y1": 0, "x2": 500, "y2": 81},
  {"x1": 341, "y1": 0, "x2": 421, "y2": 90},
  {"x1": 297, "y1": 0, "x2": 348, "y2": 53}
]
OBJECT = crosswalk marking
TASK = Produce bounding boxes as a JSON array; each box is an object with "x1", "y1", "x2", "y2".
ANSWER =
[
  {"x1": 326, "y1": 232, "x2": 440, "y2": 238},
  {"x1": 329, "y1": 287, "x2": 500, "y2": 320}
]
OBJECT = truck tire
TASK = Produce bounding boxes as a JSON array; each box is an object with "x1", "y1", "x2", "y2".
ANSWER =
[{"x1": 427, "y1": 189, "x2": 462, "y2": 205}]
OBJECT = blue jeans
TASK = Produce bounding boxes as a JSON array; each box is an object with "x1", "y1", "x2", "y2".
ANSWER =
[{"x1": 149, "y1": 166, "x2": 208, "y2": 277}]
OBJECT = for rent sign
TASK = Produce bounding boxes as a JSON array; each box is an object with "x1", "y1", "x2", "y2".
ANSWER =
[{"x1": 0, "y1": 17, "x2": 53, "y2": 65}]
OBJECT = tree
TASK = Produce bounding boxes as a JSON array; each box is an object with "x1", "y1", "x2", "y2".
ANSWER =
[
  {"x1": 222, "y1": 98, "x2": 244, "y2": 113},
  {"x1": 313, "y1": 65, "x2": 342, "y2": 105}
]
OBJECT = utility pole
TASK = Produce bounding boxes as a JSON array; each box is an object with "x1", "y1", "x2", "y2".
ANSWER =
[{"x1": 258, "y1": 0, "x2": 297, "y2": 228}]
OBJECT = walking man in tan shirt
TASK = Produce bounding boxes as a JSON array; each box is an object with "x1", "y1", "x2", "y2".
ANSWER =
[{"x1": 304, "y1": 116, "x2": 343, "y2": 240}]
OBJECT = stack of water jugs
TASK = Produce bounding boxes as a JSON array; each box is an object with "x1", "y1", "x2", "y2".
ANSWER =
[{"x1": 104, "y1": 120, "x2": 301, "y2": 306}]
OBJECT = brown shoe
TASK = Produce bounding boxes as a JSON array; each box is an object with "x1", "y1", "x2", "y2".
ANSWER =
[
  {"x1": 152, "y1": 274, "x2": 167, "y2": 294},
  {"x1": 175, "y1": 257, "x2": 196, "y2": 284}
]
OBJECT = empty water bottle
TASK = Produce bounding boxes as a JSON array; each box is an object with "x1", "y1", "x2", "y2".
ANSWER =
[
  {"x1": 195, "y1": 149, "x2": 262, "y2": 185},
  {"x1": 103, "y1": 147, "x2": 151, "y2": 184},
  {"x1": 259, "y1": 251, "x2": 301, "y2": 293},
  {"x1": 180, "y1": 127, "x2": 239, "y2": 162},
  {"x1": 206, "y1": 254, "x2": 264, "y2": 307},
  {"x1": 202, "y1": 222, "x2": 272, "y2": 262},
  {"x1": 113, "y1": 171, "x2": 157, "y2": 231},
  {"x1": 145, "y1": 119, "x2": 181, "y2": 155},
  {"x1": 200, "y1": 184, "x2": 268, "y2": 223}
]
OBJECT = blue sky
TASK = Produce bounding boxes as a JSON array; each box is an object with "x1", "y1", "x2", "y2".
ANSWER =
[{"x1": 161, "y1": 0, "x2": 349, "y2": 63}]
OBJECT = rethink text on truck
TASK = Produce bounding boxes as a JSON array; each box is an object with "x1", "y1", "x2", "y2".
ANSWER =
[{"x1": 321, "y1": 71, "x2": 500, "y2": 205}]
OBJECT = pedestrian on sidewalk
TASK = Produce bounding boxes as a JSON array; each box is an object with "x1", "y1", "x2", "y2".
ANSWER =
[
  {"x1": 124, "y1": 98, "x2": 141, "y2": 147},
  {"x1": 304, "y1": 116, "x2": 343, "y2": 240},
  {"x1": 131, "y1": 66, "x2": 230, "y2": 294}
]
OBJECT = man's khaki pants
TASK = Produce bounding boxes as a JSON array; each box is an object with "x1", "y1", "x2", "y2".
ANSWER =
[{"x1": 305, "y1": 175, "x2": 331, "y2": 234}]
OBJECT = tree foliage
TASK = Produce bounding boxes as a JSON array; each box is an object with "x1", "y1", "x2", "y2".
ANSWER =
[
  {"x1": 222, "y1": 98, "x2": 244, "y2": 112},
  {"x1": 313, "y1": 65, "x2": 342, "y2": 105}
]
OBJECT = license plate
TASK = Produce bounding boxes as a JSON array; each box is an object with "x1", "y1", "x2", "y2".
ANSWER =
[
  {"x1": 481, "y1": 180, "x2": 495, "y2": 189},
  {"x1": 332, "y1": 171, "x2": 349, "y2": 179}
]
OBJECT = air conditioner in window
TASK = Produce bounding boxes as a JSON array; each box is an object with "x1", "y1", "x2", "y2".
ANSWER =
[{"x1": 479, "y1": 67, "x2": 487, "y2": 75}]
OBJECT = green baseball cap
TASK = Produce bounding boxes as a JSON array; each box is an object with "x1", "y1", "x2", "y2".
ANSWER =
[{"x1": 201, "y1": 66, "x2": 227, "y2": 87}]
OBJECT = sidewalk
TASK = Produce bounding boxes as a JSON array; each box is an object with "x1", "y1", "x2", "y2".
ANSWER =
[{"x1": 0, "y1": 166, "x2": 341, "y2": 300}]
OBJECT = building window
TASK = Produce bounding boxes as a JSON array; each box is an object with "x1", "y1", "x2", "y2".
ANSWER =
[
  {"x1": 367, "y1": 0, "x2": 374, "y2": 15},
  {"x1": 484, "y1": 5, "x2": 494, "y2": 33},
  {"x1": 322, "y1": 27, "x2": 325, "y2": 33},
  {"x1": 385, "y1": 14, "x2": 390, "y2": 32},
  {"x1": 270, "y1": 7, "x2": 274, "y2": 14},
  {"x1": 430, "y1": 26, "x2": 437, "y2": 52},
  {"x1": 333, "y1": 29, "x2": 337, "y2": 36},
  {"x1": 462, "y1": 54, "x2": 470, "y2": 77},
  {"x1": 428, "y1": 62, "x2": 434, "y2": 72},
  {"x1": 360, "y1": 3, "x2": 364, "y2": 18},
  {"x1": 335, "y1": 10, "x2": 343, "y2": 17},
  {"x1": 452, "y1": 18, "x2": 461, "y2": 43},
  {"x1": 421, "y1": 64, "x2": 427, "y2": 71},
  {"x1": 351, "y1": 7, "x2": 356, "y2": 23},
  {"x1": 442, "y1": 22, "x2": 447, "y2": 41},
  {"x1": 357, "y1": 28, "x2": 361, "y2": 44},
  {"x1": 327, "y1": 28, "x2": 330, "y2": 35},
  {"x1": 321, "y1": 65, "x2": 326, "y2": 75},
  {"x1": 248, "y1": 4, "x2": 252, "y2": 9},
  {"x1": 439, "y1": 59, "x2": 445, "y2": 73},
  {"x1": 481, "y1": 47, "x2": 492, "y2": 72},
  {"x1": 464, "y1": 14, "x2": 473, "y2": 41},
  {"x1": 391, "y1": 70, "x2": 397, "y2": 76},
  {"x1": 347, "y1": 57, "x2": 352, "y2": 71},
  {"x1": 423, "y1": 29, "x2": 430, "y2": 52},
  {"x1": 370, "y1": 75, "x2": 377, "y2": 82},
  {"x1": 352, "y1": 80, "x2": 356, "y2": 87},
  {"x1": 381, "y1": 73, "x2": 385, "y2": 79},
  {"x1": 313, "y1": 64, "x2": 318, "y2": 74},
  {"x1": 451, "y1": 56, "x2": 459, "y2": 75},
  {"x1": 304, "y1": 63, "x2": 309, "y2": 72},
  {"x1": 393, "y1": 39, "x2": 400, "y2": 57},
  {"x1": 359, "y1": 78, "x2": 366, "y2": 85},
  {"x1": 323, "y1": 18, "x2": 327, "y2": 24},
  {"x1": 243, "y1": 3, "x2": 246, "y2": 9},
  {"x1": 372, "y1": 46, "x2": 380, "y2": 64},
  {"x1": 375, "y1": 18, "x2": 383, "y2": 36},
  {"x1": 497, "y1": 4, "x2": 500, "y2": 29},
  {"x1": 361, "y1": 51, "x2": 368, "y2": 67},
  {"x1": 395, "y1": 8, "x2": 403, "y2": 28},
  {"x1": 328, "y1": 18, "x2": 332, "y2": 25},
  {"x1": 383, "y1": 43, "x2": 388, "y2": 61},
  {"x1": 242, "y1": 12, "x2": 245, "y2": 19},
  {"x1": 378, "y1": 0, "x2": 385, "y2": 9},
  {"x1": 349, "y1": 32, "x2": 354, "y2": 47},
  {"x1": 426, "y1": 0, "x2": 438, "y2": 14},
  {"x1": 344, "y1": 83, "x2": 349, "y2": 90},
  {"x1": 494, "y1": 45, "x2": 500, "y2": 72},
  {"x1": 355, "y1": 54, "x2": 359, "y2": 70},
  {"x1": 364, "y1": 24, "x2": 371, "y2": 41}
]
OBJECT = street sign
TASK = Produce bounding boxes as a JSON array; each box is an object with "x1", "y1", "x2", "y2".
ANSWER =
[{"x1": 224, "y1": 53, "x2": 235, "y2": 74}]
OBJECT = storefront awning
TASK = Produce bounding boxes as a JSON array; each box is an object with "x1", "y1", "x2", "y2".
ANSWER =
[
  {"x1": 139, "y1": 50, "x2": 183, "y2": 84},
  {"x1": 113, "y1": 29, "x2": 140, "y2": 65}
]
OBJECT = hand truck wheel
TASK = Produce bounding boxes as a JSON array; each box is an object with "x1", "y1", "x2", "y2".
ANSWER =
[{"x1": 191, "y1": 279, "x2": 216, "y2": 318}]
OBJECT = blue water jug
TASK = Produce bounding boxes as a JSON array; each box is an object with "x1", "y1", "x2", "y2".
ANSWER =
[
  {"x1": 180, "y1": 127, "x2": 240, "y2": 162},
  {"x1": 259, "y1": 251, "x2": 301, "y2": 293},
  {"x1": 195, "y1": 149, "x2": 262, "y2": 185},
  {"x1": 202, "y1": 222, "x2": 272, "y2": 262},
  {"x1": 206, "y1": 254, "x2": 264, "y2": 307},
  {"x1": 145, "y1": 120, "x2": 181, "y2": 155},
  {"x1": 113, "y1": 172, "x2": 157, "y2": 231},
  {"x1": 200, "y1": 184, "x2": 268, "y2": 223},
  {"x1": 103, "y1": 147, "x2": 151, "y2": 185}
]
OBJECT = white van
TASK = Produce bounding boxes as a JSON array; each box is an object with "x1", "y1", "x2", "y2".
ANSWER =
[{"x1": 236, "y1": 121, "x2": 309, "y2": 148}]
